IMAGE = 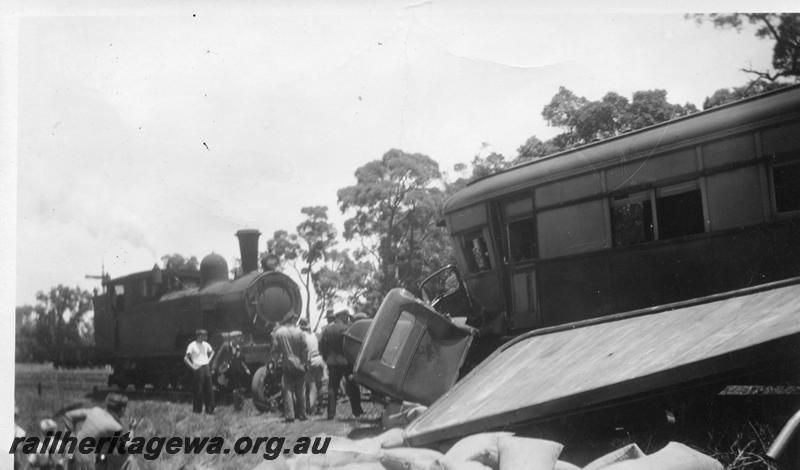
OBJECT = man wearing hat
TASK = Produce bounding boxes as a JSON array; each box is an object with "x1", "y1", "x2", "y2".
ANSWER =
[
  {"x1": 319, "y1": 309, "x2": 363, "y2": 419},
  {"x1": 298, "y1": 318, "x2": 325, "y2": 414},
  {"x1": 184, "y1": 329, "x2": 215, "y2": 414}
]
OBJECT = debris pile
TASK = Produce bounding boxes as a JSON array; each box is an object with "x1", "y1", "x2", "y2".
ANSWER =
[{"x1": 252, "y1": 429, "x2": 723, "y2": 470}]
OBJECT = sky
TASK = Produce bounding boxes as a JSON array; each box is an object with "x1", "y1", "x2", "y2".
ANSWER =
[{"x1": 2, "y1": 1, "x2": 787, "y2": 311}]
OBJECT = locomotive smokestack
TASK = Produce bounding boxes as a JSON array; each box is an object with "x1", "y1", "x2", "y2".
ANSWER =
[{"x1": 235, "y1": 229, "x2": 261, "y2": 275}]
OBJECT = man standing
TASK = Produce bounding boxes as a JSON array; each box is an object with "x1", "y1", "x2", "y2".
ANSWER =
[
  {"x1": 184, "y1": 329, "x2": 215, "y2": 414},
  {"x1": 298, "y1": 318, "x2": 325, "y2": 415},
  {"x1": 211, "y1": 332, "x2": 251, "y2": 411},
  {"x1": 319, "y1": 309, "x2": 364, "y2": 420},
  {"x1": 272, "y1": 313, "x2": 308, "y2": 422}
]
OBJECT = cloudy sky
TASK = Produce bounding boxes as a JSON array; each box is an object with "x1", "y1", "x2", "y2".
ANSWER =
[{"x1": 3, "y1": 2, "x2": 787, "y2": 307}]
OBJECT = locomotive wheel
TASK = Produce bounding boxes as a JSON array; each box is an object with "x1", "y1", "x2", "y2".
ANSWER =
[{"x1": 251, "y1": 366, "x2": 272, "y2": 412}]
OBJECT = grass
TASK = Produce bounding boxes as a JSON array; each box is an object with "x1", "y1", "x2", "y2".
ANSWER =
[
  {"x1": 696, "y1": 390, "x2": 798, "y2": 470},
  {"x1": 15, "y1": 363, "x2": 383, "y2": 470},
  {"x1": 15, "y1": 364, "x2": 799, "y2": 470}
]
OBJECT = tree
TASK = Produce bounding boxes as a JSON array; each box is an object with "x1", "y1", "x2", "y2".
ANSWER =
[
  {"x1": 541, "y1": 86, "x2": 590, "y2": 131},
  {"x1": 15, "y1": 305, "x2": 43, "y2": 362},
  {"x1": 311, "y1": 249, "x2": 373, "y2": 323},
  {"x1": 265, "y1": 207, "x2": 338, "y2": 322},
  {"x1": 624, "y1": 89, "x2": 697, "y2": 130},
  {"x1": 514, "y1": 135, "x2": 558, "y2": 163},
  {"x1": 160, "y1": 253, "x2": 199, "y2": 272},
  {"x1": 160, "y1": 253, "x2": 200, "y2": 291},
  {"x1": 468, "y1": 152, "x2": 510, "y2": 180},
  {"x1": 338, "y1": 149, "x2": 452, "y2": 311},
  {"x1": 536, "y1": 86, "x2": 697, "y2": 151},
  {"x1": 266, "y1": 229, "x2": 301, "y2": 265},
  {"x1": 690, "y1": 14, "x2": 800, "y2": 82},
  {"x1": 15, "y1": 285, "x2": 93, "y2": 363},
  {"x1": 295, "y1": 206, "x2": 337, "y2": 322},
  {"x1": 702, "y1": 79, "x2": 789, "y2": 109},
  {"x1": 453, "y1": 150, "x2": 512, "y2": 185}
]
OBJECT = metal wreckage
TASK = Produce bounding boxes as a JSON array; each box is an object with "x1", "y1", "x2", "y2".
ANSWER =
[
  {"x1": 353, "y1": 85, "x2": 800, "y2": 463},
  {"x1": 86, "y1": 85, "x2": 800, "y2": 464}
]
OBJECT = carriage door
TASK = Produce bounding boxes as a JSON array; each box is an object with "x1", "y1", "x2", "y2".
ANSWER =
[{"x1": 502, "y1": 194, "x2": 541, "y2": 330}]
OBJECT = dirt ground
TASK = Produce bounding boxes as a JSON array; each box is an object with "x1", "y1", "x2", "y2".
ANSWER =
[
  {"x1": 14, "y1": 363, "x2": 384, "y2": 470},
  {"x1": 14, "y1": 364, "x2": 800, "y2": 470}
]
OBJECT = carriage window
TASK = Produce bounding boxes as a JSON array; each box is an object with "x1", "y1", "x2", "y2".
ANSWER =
[
  {"x1": 773, "y1": 160, "x2": 800, "y2": 213},
  {"x1": 462, "y1": 230, "x2": 491, "y2": 272},
  {"x1": 656, "y1": 188, "x2": 704, "y2": 239},
  {"x1": 508, "y1": 218, "x2": 537, "y2": 262},
  {"x1": 611, "y1": 193, "x2": 654, "y2": 247},
  {"x1": 612, "y1": 184, "x2": 704, "y2": 246}
]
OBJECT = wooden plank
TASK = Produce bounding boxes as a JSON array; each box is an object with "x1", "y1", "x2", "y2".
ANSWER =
[{"x1": 404, "y1": 280, "x2": 800, "y2": 446}]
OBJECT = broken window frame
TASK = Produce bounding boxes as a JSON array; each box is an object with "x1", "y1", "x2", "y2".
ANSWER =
[
  {"x1": 610, "y1": 181, "x2": 706, "y2": 247},
  {"x1": 611, "y1": 190, "x2": 655, "y2": 247},
  {"x1": 503, "y1": 195, "x2": 537, "y2": 264},
  {"x1": 460, "y1": 229, "x2": 492, "y2": 272},
  {"x1": 772, "y1": 155, "x2": 800, "y2": 215},
  {"x1": 655, "y1": 182, "x2": 705, "y2": 240}
]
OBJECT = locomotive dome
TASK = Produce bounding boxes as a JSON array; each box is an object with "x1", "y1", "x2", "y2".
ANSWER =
[{"x1": 200, "y1": 253, "x2": 229, "y2": 286}]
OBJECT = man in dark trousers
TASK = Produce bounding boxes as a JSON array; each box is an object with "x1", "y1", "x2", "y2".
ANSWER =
[
  {"x1": 184, "y1": 329, "x2": 215, "y2": 414},
  {"x1": 319, "y1": 309, "x2": 364, "y2": 420},
  {"x1": 272, "y1": 313, "x2": 308, "y2": 422}
]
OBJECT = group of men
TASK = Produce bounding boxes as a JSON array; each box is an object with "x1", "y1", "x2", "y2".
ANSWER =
[
  {"x1": 272, "y1": 309, "x2": 365, "y2": 422},
  {"x1": 14, "y1": 393, "x2": 141, "y2": 470},
  {"x1": 183, "y1": 308, "x2": 367, "y2": 423}
]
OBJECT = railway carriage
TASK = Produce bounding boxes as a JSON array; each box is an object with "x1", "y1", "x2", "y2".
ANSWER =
[{"x1": 443, "y1": 83, "x2": 800, "y2": 334}]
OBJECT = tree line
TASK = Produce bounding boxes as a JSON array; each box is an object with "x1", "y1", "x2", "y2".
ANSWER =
[{"x1": 16, "y1": 13, "x2": 799, "y2": 361}]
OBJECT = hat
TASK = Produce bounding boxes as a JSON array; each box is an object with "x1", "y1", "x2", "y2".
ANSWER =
[
  {"x1": 105, "y1": 393, "x2": 128, "y2": 410},
  {"x1": 195, "y1": 329, "x2": 208, "y2": 336},
  {"x1": 298, "y1": 318, "x2": 310, "y2": 330},
  {"x1": 39, "y1": 419, "x2": 58, "y2": 433},
  {"x1": 221, "y1": 330, "x2": 242, "y2": 340},
  {"x1": 334, "y1": 309, "x2": 351, "y2": 320}
]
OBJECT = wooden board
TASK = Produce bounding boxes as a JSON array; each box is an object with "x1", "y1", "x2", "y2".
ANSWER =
[{"x1": 404, "y1": 279, "x2": 800, "y2": 446}]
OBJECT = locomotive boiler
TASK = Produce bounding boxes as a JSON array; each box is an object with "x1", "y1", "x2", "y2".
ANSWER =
[{"x1": 92, "y1": 229, "x2": 302, "y2": 391}]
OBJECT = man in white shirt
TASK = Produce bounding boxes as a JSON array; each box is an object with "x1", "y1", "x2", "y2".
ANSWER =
[{"x1": 184, "y1": 329, "x2": 215, "y2": 414}]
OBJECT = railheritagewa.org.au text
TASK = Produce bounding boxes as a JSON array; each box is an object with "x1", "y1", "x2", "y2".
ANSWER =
[{"x1": 10, "y1": 431, "x2": 331, "y2": 460}]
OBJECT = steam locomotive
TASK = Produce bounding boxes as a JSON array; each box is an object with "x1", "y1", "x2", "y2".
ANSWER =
[{"x1": 91, "y1": 229, "x2": 303, "y2": 392}]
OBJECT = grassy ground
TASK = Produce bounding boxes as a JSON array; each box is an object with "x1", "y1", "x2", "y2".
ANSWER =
[
  {"x1": 15, "y1": 364, "x2": 800, "y2": 470},
  {"x1": 14, "y1": 363, "x2": 383, "y2": 470}
]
